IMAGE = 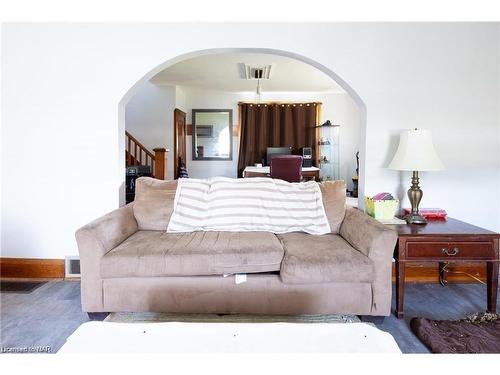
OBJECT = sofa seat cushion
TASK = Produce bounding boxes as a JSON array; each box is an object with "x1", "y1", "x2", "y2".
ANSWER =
[
  {"x1": 278, "y1": 232, "x2": 375, "y2": 284},
  {"x1": 101, "y1": 230, "x2": 284, "y2": 278}
]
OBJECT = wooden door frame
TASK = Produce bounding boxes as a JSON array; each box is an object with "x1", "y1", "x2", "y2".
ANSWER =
[{"x1": 173, "y1": 108, "x2": 187, "y2": 179}]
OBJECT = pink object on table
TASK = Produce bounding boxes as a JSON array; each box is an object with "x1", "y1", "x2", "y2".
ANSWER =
[
  {"x1": 402, "y1": 208, "x2": 447, "y2": 219},
  {"x1": 372, "y1": 192, "x2": 393, "y2": 201}
]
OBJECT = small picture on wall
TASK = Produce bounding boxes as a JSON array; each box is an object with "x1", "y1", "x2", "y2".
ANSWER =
[{"x1": 196, "y1": 125, "x2": 213, "y2": 138}]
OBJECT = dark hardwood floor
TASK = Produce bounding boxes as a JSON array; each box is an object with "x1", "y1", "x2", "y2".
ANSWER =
[
  {"x1": 1, "y1": 280, "x2": 498, "y2": 353},
  {"x1": 1, "y1": 280, "x2": 87, "y2": 353}
]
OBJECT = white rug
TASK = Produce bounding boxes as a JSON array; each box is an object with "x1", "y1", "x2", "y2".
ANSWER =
[{"x1": 60, "y1": 314, "x2": 401, "y2": 353}]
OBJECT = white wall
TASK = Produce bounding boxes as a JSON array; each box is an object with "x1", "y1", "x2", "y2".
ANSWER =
[
  {"x1": 176, "y1": 86, "x2": 240, "y2": 178},
  {"x1": 175, "y1": 86, "x2": 360, "y2": 185},
  {"x1": 175, "y1": 86, "x2": 186, "y2": 114},
  {"x1": 186, "y1": 137, "x2": 240, "y2": 179},
  {"x1": 1, "y1": 23, "x2": 499, "y2": 259},
  {"x1": 125, "y1": 82, "x2": 175, "y2": 179},
  {"x1": 322, "y1": 94, "x2": 361, "y2": 192}
]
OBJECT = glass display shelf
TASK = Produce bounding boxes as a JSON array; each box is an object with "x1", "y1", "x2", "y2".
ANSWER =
[{"x1": 317, "y1": 123, "x2": 340, "y2": 181}]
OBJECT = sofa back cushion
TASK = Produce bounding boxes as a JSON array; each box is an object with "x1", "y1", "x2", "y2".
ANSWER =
[
  {"x1": 319, "y1": 180, "x2": 346, "y2": 234},
  {"x1": 133, "y1": 177, "x2": 346, "y2": 233},
  {"x1": 133, "y1": 177, "x2": 178, "y2": 230}
]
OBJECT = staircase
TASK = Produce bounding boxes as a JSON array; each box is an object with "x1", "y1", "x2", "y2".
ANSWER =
[{"x1": 126, "y1": 131, "x2": 167, "y2": 180}]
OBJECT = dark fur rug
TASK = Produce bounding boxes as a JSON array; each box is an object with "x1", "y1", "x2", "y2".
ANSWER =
[{"x1": 410, "y1": 312, "x2": 500, "y2": 353}]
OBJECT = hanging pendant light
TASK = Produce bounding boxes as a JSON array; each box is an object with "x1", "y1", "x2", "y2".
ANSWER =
[{"x1": 254, "y1": 68, "x2": 263, "y2": 102}]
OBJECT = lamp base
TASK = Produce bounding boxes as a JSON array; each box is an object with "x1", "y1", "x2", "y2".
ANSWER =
[
  {"x1": 405, "y1": 170, "x2": 427, "y2": 225},
  {"x1": 404, "y1": 213, "x2": 427, "y2": 225}
]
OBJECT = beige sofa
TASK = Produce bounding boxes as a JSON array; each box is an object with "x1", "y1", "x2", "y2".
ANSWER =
[{"x1": 76, "y1": 177, "x2": 397, "y2": 318}]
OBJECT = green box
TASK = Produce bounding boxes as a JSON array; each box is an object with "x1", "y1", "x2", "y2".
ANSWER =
[{"x1": 365, "y1": 197, "x2": 399, "y2": 220}]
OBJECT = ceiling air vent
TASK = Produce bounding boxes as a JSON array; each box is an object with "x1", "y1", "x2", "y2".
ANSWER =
[{"x1": 244, "y1": 64, "x2": 272, "y2": 80}]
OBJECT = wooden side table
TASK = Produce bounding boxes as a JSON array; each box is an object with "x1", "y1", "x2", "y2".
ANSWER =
[{"x1": 391, "y1": 218, "x2": 499, "y2": 319}]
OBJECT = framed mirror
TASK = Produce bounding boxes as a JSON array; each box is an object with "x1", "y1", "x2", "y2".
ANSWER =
[{"x1": 192, "y1": 109, "x2": 233, "y2": 161}]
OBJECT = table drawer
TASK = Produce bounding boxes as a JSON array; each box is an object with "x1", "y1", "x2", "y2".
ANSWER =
[{"x1": 406, "y1": 242, "x2": 494, "y2": 259}]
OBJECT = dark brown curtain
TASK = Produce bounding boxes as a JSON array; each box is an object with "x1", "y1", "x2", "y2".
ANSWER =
[{"x1": 237, "y1": 102, "x2": 320, "y2": 176}]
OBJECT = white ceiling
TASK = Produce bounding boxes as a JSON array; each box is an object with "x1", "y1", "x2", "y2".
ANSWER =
[{"x1": 150, "y1": 53, "x2": 344, "y2": 93}]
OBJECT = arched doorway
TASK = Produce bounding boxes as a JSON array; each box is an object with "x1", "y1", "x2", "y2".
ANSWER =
[{"x1": 118, "y1": 48, "x2": 367, "y2": 206}]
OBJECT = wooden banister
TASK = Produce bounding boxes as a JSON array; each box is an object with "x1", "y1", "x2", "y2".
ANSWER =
[{"x1": 125, "y1": 131, "x2": 167, "y2": 180}]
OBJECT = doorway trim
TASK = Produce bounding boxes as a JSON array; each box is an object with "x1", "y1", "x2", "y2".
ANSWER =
[
  {"x1": 173, "y1": 108, "x2": 187, "y2": 179},
  {"x1": 118, "y1": 48, "x2": 367, "y2": 206}
]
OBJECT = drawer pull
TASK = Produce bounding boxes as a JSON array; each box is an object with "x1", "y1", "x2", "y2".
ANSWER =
[{"x1": 442, "y1": 247, "x2": 460, "y2": 256}]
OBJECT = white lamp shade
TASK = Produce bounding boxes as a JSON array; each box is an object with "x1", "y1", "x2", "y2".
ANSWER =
[{"x1": 388, "y1": 129, "x2": 444, "y2": 171}]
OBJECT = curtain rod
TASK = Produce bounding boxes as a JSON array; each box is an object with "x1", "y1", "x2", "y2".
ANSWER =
[{"x1": 238, "y1": 101, "x2": 322, "y2": 106}]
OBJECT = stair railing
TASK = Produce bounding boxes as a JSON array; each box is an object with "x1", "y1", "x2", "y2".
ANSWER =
[{"x1": 125, "y1": 131, "x2": 167, "y2": 180}]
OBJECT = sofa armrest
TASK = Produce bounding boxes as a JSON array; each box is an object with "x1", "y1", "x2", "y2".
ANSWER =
[
  {"x1": 340, "y1": 207, "x2": 398, "y2": 315},
  {"x1": 340, "y1": 207, "x2": 397, "y2": 258},
  {"x1": 75, "y1": 203, "x2": 137, "y2": 312}
]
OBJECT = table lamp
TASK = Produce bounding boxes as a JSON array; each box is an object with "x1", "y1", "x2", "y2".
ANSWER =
[{"x1": 388, "y1": 128, "x2": 444, "y2": 224}]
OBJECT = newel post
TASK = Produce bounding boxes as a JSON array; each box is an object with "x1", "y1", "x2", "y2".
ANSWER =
[{"x1": 153, "y1": 148, "x2": 167, "y2": 180}]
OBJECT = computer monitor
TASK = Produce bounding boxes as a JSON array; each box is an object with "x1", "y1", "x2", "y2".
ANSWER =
[{"x1": 266, "y1": 147, "x2": 292, "y2": 166}]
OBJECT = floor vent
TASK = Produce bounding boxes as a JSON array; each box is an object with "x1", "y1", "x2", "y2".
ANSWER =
[
  {"x1": 65, "y1": 256, "x2": 81, "y2": 278},
  {"x1": 0, "y1": 281, "x2": 46, "y2": 294}
]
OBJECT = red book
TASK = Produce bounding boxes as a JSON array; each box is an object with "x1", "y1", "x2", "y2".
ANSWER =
[{"x1": 402, "y1": 208, "x2": 447, "y2": 219}]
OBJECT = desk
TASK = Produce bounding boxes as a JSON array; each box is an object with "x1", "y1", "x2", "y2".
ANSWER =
[
  {"x1": 243, "y1": 166, "x2": 320, "y2": 181},
  {"x1": 390, "y1": 217, "x2": 499, "y2": 319}
]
